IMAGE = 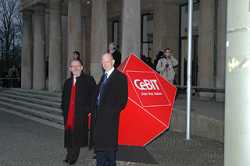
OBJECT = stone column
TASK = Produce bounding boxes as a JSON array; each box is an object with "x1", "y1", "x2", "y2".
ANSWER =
[
  {"x1": 121, "y1": 0, "x2": 141, "y2": 59},
  {"x1": 82, "y1": 4, "x2": 92, "y2": 74},
  {"x1": 61, "y1": 16, "x2": 68, "y2": 81},
  {"x1": 21, "y1": 10, "x2": 33, "y2": 89},
  {"x1": 82, "y1": 16, "x2": 87, "y2": 71},
  {"x1": 67, "y1": 0, "x2": 82, "y2": 71},
  {"x1": 152, "y1": 0, "x2": 179, "y2": 82},
  {"x1": 153, "y1": 0, "x2": 179, "y2": 59},
  {"x1": 90, "y1": 0, "x2": 108, "y2": 81},
  {"x1": 48, "y1": 0, "x2": 62, "y2": 92},
  {"x1": 32, "y1": 5, "x2": 46, "y2": 90},
  {"x1": 198, "y1": 0, "x2": 216, "y2": 97},
  {"x1": 215, "y1": 0, "x2": 227, "y2": 101},
  {"x1": 225, "y1": 0, "x2": 250, "y2": 165}
]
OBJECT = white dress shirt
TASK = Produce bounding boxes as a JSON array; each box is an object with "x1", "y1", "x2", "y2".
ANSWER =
[{"x1": 105, "y1": 67, "x2": 115, "y2": 79}]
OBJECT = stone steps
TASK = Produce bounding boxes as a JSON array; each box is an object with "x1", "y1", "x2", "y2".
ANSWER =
[
  {"x1": 0, "y1": 89, "x2": 63, "y2": 127},
  {"x1": 9, "y1": 88, "x2": 62, "y2": 97},
  {"x1": 1, "y1": 89, "x2": 61, "y2": 102},
  {"x1": 0, "y1": 92, "x2": 61, "y2": 108},
  {"x1": 0, "y1": 95, "x2": 61, "y2": 115},
  {"x1": 0, "y1": 100, "x2": 63, "y2": 123}
]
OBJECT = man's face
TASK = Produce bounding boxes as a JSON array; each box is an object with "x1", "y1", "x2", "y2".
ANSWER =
[
  {"x1": 164, "y1": 49, "x2": 171, "y2": 57},
  {"x1": 102, "y1": 53, "x2": 114, "y2": 72},
  {"x1": 69, "y1": 60, "x2": 83, "y2": 77},
  {"x1": 108, "y1": 43, "x2": 116, "y2": 54}
]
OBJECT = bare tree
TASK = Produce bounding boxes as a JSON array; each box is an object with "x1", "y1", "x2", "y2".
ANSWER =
[{"x1": 0, "y1": 0, "x2": 22, "y2": 72}]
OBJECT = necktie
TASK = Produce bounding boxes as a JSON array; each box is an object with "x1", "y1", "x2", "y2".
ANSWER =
[{"x1": 97, "y1": 73, "x2": 108, "y2": 106}]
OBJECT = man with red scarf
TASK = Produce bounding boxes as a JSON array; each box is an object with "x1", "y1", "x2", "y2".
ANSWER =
[{"x1": 61, "y1": 58, "x2": 96, "y2": 165}]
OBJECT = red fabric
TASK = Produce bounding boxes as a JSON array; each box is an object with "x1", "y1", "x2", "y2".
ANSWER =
[
  {"x1": 88, "y1": 113, "x2": 91, "y2": 129},
  {"x1": 66, "y1": 82, "x2": 76, "y2": 129}
]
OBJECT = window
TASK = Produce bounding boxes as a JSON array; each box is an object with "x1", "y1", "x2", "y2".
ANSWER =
[{"x1": 141, "y1": 14, "x2": 153, "y2": 58}]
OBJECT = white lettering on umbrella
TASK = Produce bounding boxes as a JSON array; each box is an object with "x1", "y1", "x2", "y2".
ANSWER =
[{"x1": 134, "y1": 79, "x2": 160, "y2": 91}]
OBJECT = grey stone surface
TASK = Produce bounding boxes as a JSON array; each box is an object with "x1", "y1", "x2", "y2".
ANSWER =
[
  {"x1": 215, "y1": 0, "x2": 227, "y2": 102},
  {"x1": 198, "y1": 0, "x2": 216, "y2": 98},
  {"x1": 121, "y1": 0, "x2": 141, "y2": 59},
  {"x1": 48, "y1": 0, "x2": 62, "y2": 92},
  {"x1": 82, "y1": 5, "x2": 92, "y2": 74},
  {"x1": 172, "y1": 95, "x2": 224, "y2": 142},
  {"x1": 174, "y1": 95, "x2": 224, "y2": 121},
  {"x1": 153, "y1": 0, "x2": 179, "y2": 59},
  {"x1": 67, "y1": 0, "x2": 82, "y2": 76},
  {"x1": 90, "y1": 0, "x2": 108, "y2": 81},
  {"x1": 21, "y1": 10, "x2": 33, "y2": 90},
  {"x1": 0, "y1": 110, "x2": 223, "y2": 166},
  {"x1": 32, "y1": 5, "x2": 46, "y2": 90},
  {"x1": 224, "y1": 1, "x2": 250, "y2": 164}
]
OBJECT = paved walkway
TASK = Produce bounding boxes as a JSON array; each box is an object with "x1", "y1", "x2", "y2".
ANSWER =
[
  {"x1": 175, "y1": 95, "x2": 225, "y2": 121},
  {"x1": 0, "y1": 110, "x2": 223, "y2": 166}
]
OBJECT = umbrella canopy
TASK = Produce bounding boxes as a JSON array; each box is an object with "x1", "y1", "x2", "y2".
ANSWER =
[{"x1": 118, "y1": 54, "x2": 177, "y2": 146}]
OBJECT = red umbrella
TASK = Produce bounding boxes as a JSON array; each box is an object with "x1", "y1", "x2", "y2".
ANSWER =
[{"x1": 117, "y1": 54, "x2": 177, "y2": 146}]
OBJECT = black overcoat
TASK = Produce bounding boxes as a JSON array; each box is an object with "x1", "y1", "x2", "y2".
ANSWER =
[
  {"x1": 91, "y1": 69, "x2": 128, "y2": 151},
  {"x1": 61, "y1": 73, "x2": 96, "y2": 148}
]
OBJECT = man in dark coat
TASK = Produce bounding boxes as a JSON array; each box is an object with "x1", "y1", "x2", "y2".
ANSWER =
[
  {"x1": 108, "y1": 42, "x2": 122, "y2": 68},
  {"x1": 92, "y1": 53, "x2": 128, "y2": 166},
  {"x1": 62, "y1": 58, "x2": 96, "y2": 165}
]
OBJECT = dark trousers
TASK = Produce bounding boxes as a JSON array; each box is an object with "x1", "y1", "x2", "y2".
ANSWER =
[
  {"x1": 96, "y1": 151, "x2": 116, "y2": 166},
  {"x1": 66, "y1": 147, "x2": 80, "y2": 162}
]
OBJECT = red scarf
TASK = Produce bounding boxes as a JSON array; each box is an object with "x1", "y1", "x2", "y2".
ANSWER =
[{"x1": 66, "y1": 81, "x2": 76, "y2": 129}]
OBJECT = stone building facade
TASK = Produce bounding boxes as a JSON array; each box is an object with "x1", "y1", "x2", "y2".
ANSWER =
[{"x1": 21, "y1": 0, "x2": 226, "y2": 101}]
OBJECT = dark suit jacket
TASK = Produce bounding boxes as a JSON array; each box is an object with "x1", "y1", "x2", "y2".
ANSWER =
[
  {"x1": 92, "y1": 69, "x2": 128, "y2": 151},
  {"x1": 61, "y1": 73, "x2": 96, "y2": 148}
]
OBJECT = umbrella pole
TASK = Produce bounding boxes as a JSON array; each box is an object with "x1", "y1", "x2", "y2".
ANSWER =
[{"x1": 186, "y1": 0, "x2": 193, "y2": 140}]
